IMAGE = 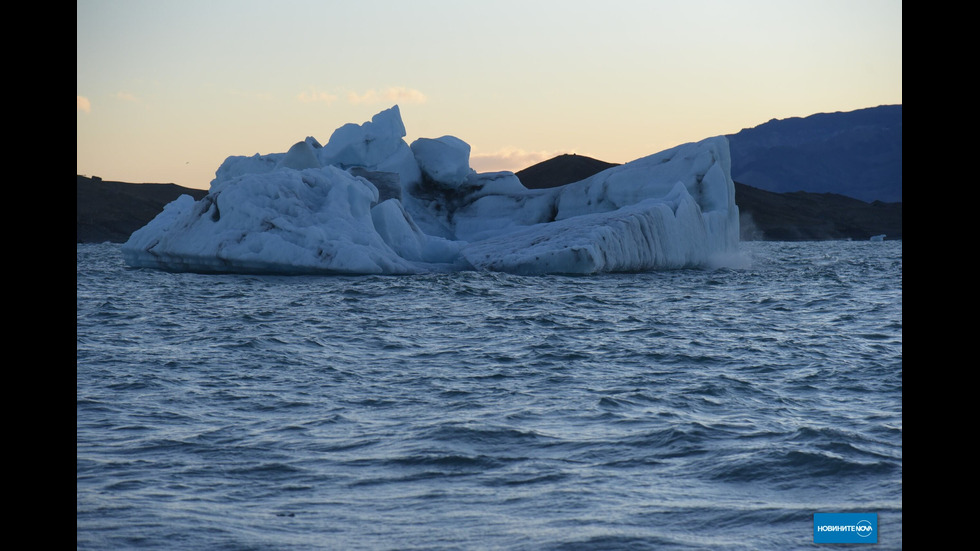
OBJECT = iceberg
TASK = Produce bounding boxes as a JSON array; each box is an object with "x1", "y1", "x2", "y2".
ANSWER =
[{"x1": 122, "y1": 106, "x2": 741, "y2": 275}]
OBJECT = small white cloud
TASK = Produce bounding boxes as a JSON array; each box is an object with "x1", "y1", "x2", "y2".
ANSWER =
[
  {"x1": 298, "y1": 89, "x2": 339, "y2": 103},
  {"x1": 348, "y1": 87, "x2": 427, "y2": 105},
  {"x1": 385, "y1": 86, "x2": 427, "y2": 104},
  {"x1": 347, "y1": 90, "x2": 377, "y2": 104},
  {"x1": 470, "y1": 147, "x2": 560, "y2": 173},
  {"x1": 77, "y1": 95, "x2": 91, "y2": 113},
  {"x1": 114, "y1": 92, "x2": 138, "y2": 102}
]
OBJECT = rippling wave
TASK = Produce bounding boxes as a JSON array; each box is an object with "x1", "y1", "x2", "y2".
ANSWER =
[{"x1": 78, "y1": 241, "x2": 902, "y2": 550}]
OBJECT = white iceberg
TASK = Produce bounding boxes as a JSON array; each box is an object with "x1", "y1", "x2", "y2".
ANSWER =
[{"x1": 122, "y1": 105, "x2": 741, "y2": 275}]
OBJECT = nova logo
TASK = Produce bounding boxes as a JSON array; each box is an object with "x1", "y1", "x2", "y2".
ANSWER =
[{"x1": 813, "y1": 513, "x2": 878, "y2": 544}]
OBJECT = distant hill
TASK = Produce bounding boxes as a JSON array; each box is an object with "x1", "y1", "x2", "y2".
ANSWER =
[
  {"x1": 516, "y1": 154, "x2": 618, "y2": 190},
  {"x1": 76, "y1": 175, "x2": 207, "y2": 243},
  {"x1": 726, "y1": 105, "x2": 902, "y2": 203},
  {"x1": 731, "y1": 183, "x2": 901, "y2": 241}
]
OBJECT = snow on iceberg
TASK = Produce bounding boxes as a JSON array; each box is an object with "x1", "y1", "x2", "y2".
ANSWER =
[{"x1": 122, "y1": 105, "x2": 741, "y2": 275}]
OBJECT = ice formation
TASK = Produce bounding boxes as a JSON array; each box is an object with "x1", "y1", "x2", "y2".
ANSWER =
[{"x1": 122, "y1": 106, "x2": 741, "y2": 275}]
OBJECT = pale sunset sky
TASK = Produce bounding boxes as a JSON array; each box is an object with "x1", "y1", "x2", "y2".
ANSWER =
[{"x1": 77, "y1": 0, "x2": 902, "y2": 190}]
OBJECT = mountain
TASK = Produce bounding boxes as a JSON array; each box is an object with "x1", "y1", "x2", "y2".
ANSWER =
[
  {"x1": 515, "y1": 154, "x2": 619, "y2": 190},
  {"x1": 726, "y1": 105, "x2": 902, "y2": 203},
  {"x1": 76, "y1": 175, "x2": 207, "y2": 243},
  {"x1": 731, "y1": 183, "x2": 900, "y2": 241}
]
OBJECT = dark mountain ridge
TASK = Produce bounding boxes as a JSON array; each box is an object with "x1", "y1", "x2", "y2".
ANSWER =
[
  {"x1": 76, "y1": 175, "x2": 208, "y2": 244},
  {"x1": 726, "y1": 105, "x2": 901, "y2": 203},
  {"x1": 515, "y1": 154, "x2": 618, "y2": 190}
]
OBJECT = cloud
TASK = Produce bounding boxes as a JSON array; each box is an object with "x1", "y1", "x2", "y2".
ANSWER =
[
  {"x1": 114, "y1": 92, "x2": 138, "y2": 102},
  {"x1": 297, "y1": 89, "x2": 339, "y2": 104},
  {"x1": 469, "y1": 147, "x2": 561, "y2": 173},
  {"x1": 348, "y1": 87, "x2": 427, "y2": 105},
  {"x1": 297, "y1": 86, "x2": 426, "y2": 106},
  {"x1": 77, "y1": 95, "x2": 91, "y2": 113}
]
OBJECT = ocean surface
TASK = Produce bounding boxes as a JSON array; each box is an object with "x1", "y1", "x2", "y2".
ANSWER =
[{"x1": 77, "y1": 240, "x2": 902, "y2": 550}]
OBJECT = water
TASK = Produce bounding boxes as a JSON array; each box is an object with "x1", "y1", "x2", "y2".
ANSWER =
[{"x1": 77, "y1": 241, "x2": 902, "y2": 550}]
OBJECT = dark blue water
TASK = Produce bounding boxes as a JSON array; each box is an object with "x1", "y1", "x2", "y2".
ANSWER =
[{"x1": 77, "y1": 240, "x2": 902, "y2": 550}]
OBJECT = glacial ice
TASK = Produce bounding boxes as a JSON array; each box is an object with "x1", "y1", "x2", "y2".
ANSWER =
[{"x1": 122, "y1": 105, "x2": 741, "y2": 275}]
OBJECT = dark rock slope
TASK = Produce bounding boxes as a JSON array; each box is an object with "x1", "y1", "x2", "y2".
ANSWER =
[
  {"x1": 77, "y1": 175, "x2": 207, "y2": 243},
  {"x1": 732, "y1": 182, "x2": 901, "y2": 241},
  {"x1": 515, "y1": 154, "x2": 618, "y2": 190},
  {"x1": 726, "y1": 105, "x2": 902, "y2": 203}
]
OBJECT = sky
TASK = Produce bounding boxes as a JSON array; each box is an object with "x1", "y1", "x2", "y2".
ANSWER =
[{"x1": 77, "y1": 0, "x2": 902, "y2": 191}]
